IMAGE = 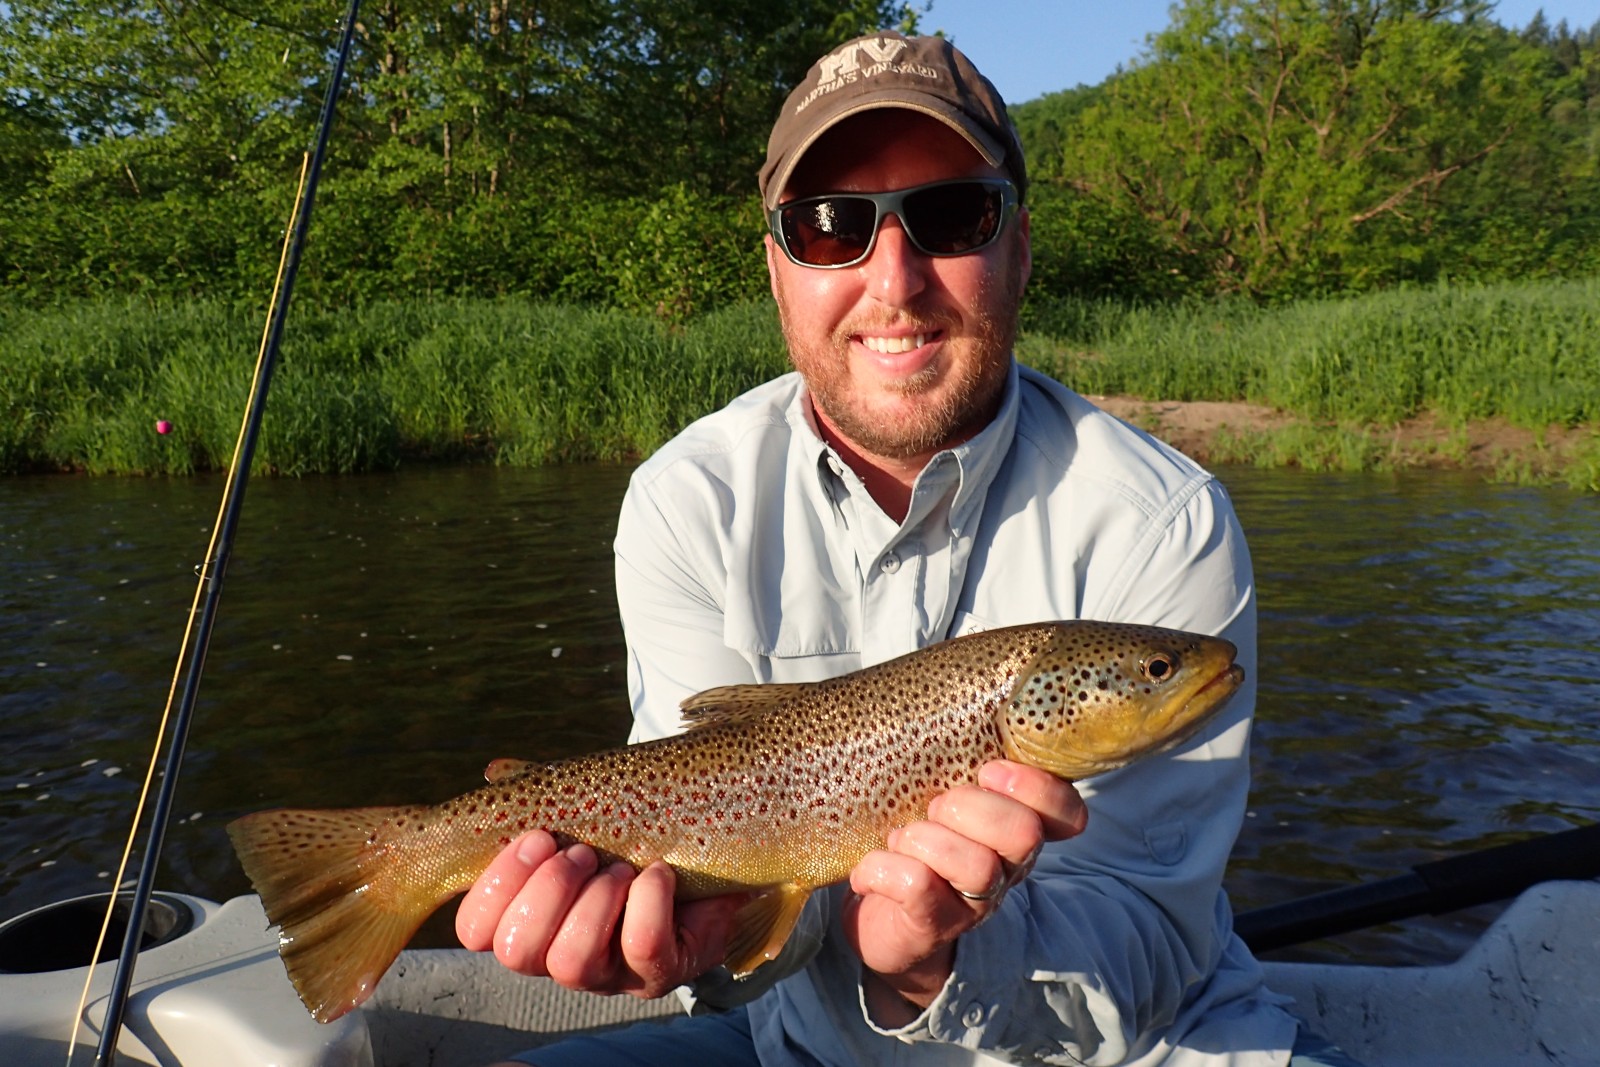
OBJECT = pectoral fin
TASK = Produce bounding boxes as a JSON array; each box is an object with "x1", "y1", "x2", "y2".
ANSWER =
[{"x1": 723, "y1": 882, "x2": 813, "y2": 978}]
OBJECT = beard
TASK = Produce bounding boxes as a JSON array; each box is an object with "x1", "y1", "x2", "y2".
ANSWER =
[{"x1": 774, "y1": 261, "x2": 1024, "y2": 462}]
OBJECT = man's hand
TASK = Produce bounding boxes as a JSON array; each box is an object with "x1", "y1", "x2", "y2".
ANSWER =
[
  {"x1": 843, "y1": 760, "x2": 1087, "y2": 1025},
  {"x1": 455, "y1": 831, "x2": 745, "y2": 999}
]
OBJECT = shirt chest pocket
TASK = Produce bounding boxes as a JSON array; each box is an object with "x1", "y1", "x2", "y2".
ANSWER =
[{"x1": 723, "y1": 593, "x2": 861, "y2": 684}]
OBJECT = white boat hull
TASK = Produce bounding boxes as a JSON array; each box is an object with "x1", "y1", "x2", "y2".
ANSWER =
[
  {"x1": 368, "y1": 881, "x2": 1600, "y2": 1066},
  {"x1": 4, "y1": 881, "x2": 1596, "y2": 1065},
  {"x1": 1259, "y1": 880, "x2": 1598, "y2": 1067},
  {"x1": 0, "y1": 893, "x2": 369, "y2": 1067}
]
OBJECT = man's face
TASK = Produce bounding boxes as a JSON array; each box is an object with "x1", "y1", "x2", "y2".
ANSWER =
[{"x1": 766, "y1": 111, "x2": 1031, "y2": 466}]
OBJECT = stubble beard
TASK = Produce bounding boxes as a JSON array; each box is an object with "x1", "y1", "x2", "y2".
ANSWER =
[{"x1": 775, "y1": 267, "x2": 1023, "y2": 463}]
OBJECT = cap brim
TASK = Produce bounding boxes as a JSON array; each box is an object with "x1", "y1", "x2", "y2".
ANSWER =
[{"x1": 763, "y1": 96, "x2": 1008, "y2": 210}]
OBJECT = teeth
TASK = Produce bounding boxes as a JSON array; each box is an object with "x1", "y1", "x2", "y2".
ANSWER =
[{"x1": 862, "y1": 333, "x2": 927, "y2": 354}]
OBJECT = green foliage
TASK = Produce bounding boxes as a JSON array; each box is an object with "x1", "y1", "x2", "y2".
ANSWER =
[
  {"x1": 4, "y1": 282, "x2": 1594, "y2": 484},
  {"x1": 1205, "y1": 422, "x2": 1398, "y2": 473},
  {"x1": 0, "y1": 0, "x2": 914, "y2": 315},
  {"x1": 1020, "y1": 277, "x2": 1600, "y2": 431},
  {"x1": 1020, "y1": 183, "x2": 1204, "y2": 312},
  {"x1": 1016, "y1": 0, "x2": 1600, "y2": 300},
  {"x1": 3, "y1": 1, "x2": 1597, "y2": 312},
  {"x1": 0, "y1": 296, "x2": 794, "y2": 474}
]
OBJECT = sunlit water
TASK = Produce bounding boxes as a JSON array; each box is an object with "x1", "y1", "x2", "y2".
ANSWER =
[{"x1": 2, "y1": 464, "x2": 1596, "y2": 965}]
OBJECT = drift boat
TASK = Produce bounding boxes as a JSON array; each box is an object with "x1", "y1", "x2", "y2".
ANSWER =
[{"x1": 3, "y1": 844, "x2": 1596, "y2": 1067}]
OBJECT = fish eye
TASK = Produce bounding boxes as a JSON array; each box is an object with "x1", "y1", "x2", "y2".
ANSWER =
[{"x1": 1142, "y1": 654, "x2": 1175, "y2": 682}]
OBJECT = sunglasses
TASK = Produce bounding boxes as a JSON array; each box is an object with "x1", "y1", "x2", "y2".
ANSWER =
[{"x1": 769, "y1": 178, "x2": 1018, "y2": 269}]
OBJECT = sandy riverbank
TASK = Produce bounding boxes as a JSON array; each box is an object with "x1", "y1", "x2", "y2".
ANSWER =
[{"x1": 1090, "y1": 396, "x2": 1595, "y2": 477}]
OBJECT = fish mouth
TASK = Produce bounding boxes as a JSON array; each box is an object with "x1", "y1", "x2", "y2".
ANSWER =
[
  {"x1": 1196, "y1": 663, "x2": 1245, "y2": 703},
  {"x1": 1161, "y1": 663, "x2": 1245, "y2": 745}
]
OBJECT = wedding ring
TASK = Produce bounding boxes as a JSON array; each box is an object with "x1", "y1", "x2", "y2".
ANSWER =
[
  {"x1": 956, "y1": 870, "x2": 1006, "y2": 903},
  {"x1": 957, "y1": 842, "x2": 1047, "y2": 903}
]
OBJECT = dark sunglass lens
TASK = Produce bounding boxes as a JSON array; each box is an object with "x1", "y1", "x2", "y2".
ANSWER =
[
  {"x1": 780, "y1": 197, "x2": 878, "y2": 266},
  {"x1": 903, "y1": 183, "x2": 1003, "y2": 254}
]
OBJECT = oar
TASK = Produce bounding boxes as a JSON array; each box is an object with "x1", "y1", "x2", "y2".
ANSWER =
[{"x1": 1233, "y1": 823, "x2": 1600, "y2": 954}]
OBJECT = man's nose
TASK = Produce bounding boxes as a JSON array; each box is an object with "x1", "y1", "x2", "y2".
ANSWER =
[{"x1": 860, "y1": 212, "x2": 928, "y2": 305}]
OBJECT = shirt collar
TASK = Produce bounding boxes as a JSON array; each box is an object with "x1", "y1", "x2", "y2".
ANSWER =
[{"x1": 786, "y1": 360, "x2": 1022, "y2": 534}]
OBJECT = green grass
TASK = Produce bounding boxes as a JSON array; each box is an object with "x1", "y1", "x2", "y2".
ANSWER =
[
  {"x1": 1018, "y1": 277, "x2": 1600, "y2": 429},
  {"x1": 2, "y1": 279, "x2": 1596, "y2": 488},
  {"x1": 0, "y1": 298, "x2": 789, "y2": 475}
]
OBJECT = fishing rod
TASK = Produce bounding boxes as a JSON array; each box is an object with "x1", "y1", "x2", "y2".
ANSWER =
[
  {"x1": 86, "y1": 2, "x2": 362, "y2": 1062},
  {"x1": 1234, "y1": 822, "x2": 1600, "y2": 954}
]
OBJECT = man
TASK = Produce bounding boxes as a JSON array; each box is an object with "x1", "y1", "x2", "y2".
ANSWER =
[{"x1": 458, "y1": 31, "x2": 1337, "y2": 1067}]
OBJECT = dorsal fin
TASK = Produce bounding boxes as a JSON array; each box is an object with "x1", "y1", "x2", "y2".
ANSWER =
[
  {"x1": 483, "y1": 758, "x2": 536, "y2": 783},
  {"x1": 678, "y1": 682, "x2": 813, "y2": 730}
]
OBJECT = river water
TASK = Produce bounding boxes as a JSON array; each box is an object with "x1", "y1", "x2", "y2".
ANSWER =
[{"x1": 2, "y1": 464, "x2": 1596, "y2": 965}]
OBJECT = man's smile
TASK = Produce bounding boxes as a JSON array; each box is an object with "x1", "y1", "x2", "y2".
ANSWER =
[
  {"x1": 851, "y1": 329, "x2": 946, "y2": 383},
  {"x1": 859, "y1": 330, "x2": 938, "y2": 355}
]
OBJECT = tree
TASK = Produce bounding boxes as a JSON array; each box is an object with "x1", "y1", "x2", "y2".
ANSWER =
[
  {"x1": 1036, "y1": 0, "x2": 1579, "y2": 298},
  {"x1": 0, "y1": 0, "x2": 917, "y2": 309}
]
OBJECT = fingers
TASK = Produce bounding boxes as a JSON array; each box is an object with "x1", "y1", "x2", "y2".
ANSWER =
[
  {"x1": 905, "y1": 762, "x2": 1082, "y2": 907},
  {"x1": 976, "y1": 760, "x2": 1087, "y2": 841},
  {"x1": 454, "y1": 832, "x2": 632, "y2": 983},
  {"x1": 921, "y1": 786, "x2": 1039, "y2": 886},
  {"x1": 490, "y1": 840, "x2": 607, "y2": 976},
  {"x1": 455, "y1": 833, "x2": 740, "y2": 997},
  {"x1": 844, "y1": 849, "x2": 964, "y2": 1000},
  {"x1": 617, "y1": 863, "x2": 744, "y2": 998},
  {"x1": 542, "y1": 859, "x2": 636, "y2": 988},
  {"x1": 843, "y1": 760, "x2": 1088, "y2": 983},
  {"x1": 614, "y1": 861, "x2": 683, "y2": 994},
  {"x1": 851, "y1": 843, "x2": 965, "y2": 923},
  {"x1": 455, "y1": 830, "x2": 558, "y2": 951},
  {"x1": 886, "y1": 820, "x2": 1008, "y2": 910}
]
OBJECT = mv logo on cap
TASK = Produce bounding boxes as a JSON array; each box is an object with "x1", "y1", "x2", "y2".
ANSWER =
[
  {"x1": 794, "y1": 37, "x2": 940, "y2": 114},
  {"x1": 817, "y1": 37, "x2": 907, "y2": 82}
]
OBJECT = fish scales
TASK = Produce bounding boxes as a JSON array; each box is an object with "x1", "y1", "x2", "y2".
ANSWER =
[
  {"x1": 228, "y1": 619, "x2": 1244, "y2": 1022},
  {"x1": 396, "y1": 624, "x2": 1050, "y2": 897}
]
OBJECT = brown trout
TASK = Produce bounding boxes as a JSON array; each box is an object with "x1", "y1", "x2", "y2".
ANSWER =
[{"x1": 228, "y1": 619, "x2": 1243, "y2": 1022}]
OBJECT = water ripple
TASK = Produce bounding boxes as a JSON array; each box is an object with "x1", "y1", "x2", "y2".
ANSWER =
[{"x1": 2, "y1": 463, "x2": 1595, "y2": 967}]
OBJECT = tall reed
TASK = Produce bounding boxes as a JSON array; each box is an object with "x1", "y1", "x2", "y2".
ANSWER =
[
  {"x1": 2, "y1": 279, "x2": 1595, "y2": 484},
  {"x1": 1020, "y1": 277, "x2": 1600, "y2": 429}
]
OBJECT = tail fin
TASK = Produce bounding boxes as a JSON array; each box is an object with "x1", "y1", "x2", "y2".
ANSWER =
[{"x1": 227, "y1": 804, "x2": 436, "y2": 1022}]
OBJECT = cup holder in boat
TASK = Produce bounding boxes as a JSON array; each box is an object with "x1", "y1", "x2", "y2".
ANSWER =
[{"x1": 0, "y1": 892, "x2": 196, "y2": 974}]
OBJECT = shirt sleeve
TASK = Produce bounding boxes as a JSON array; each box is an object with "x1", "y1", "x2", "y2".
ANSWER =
[
  {"x1": 614, "y1": 467, "x2": 757, "y2": 744},
  {"x1": 862, "y1": 477, "x2": 1260, "y2": 1065}
]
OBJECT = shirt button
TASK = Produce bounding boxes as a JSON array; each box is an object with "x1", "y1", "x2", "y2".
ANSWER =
[
  {"x1": 961, "y1": 1001, "x2": 986, "y2": 1028},
  {"x1": 879, "y1": 552, "x2": 900, "y2": 574}
]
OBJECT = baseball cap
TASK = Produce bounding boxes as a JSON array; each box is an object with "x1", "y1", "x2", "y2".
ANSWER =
[{"x1": 759, "y1": 32, "x2": 1027, "y2": 210}]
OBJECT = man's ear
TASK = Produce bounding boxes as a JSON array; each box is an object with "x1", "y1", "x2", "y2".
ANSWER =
[
  {"x1": 764, "y1": 233, "x2": 783, "y2": 303},
  {"x1": 1015, "y1": 206, "x2": 1033, "y2": 291}
]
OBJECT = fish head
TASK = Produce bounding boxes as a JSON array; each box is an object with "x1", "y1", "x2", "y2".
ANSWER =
[{"x1": 996, "y1": 621, "x2": 1244, "y2": 779}]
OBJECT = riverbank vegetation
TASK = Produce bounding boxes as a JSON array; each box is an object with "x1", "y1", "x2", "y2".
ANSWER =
[
  {"x1": 4, "y1": 280, "x2": 1596, "y2": 488},
  {"x1": 2, "y1": 1, "x2": 1598, "y2": 488},
  {"x1": 3, "y1": 2, "x2": 1596, "y2": 314}
]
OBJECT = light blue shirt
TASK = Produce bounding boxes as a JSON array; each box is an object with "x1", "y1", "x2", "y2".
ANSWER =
[{"x1": 613, "y1": 362, "x2": 1298, "y2": 1066}]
